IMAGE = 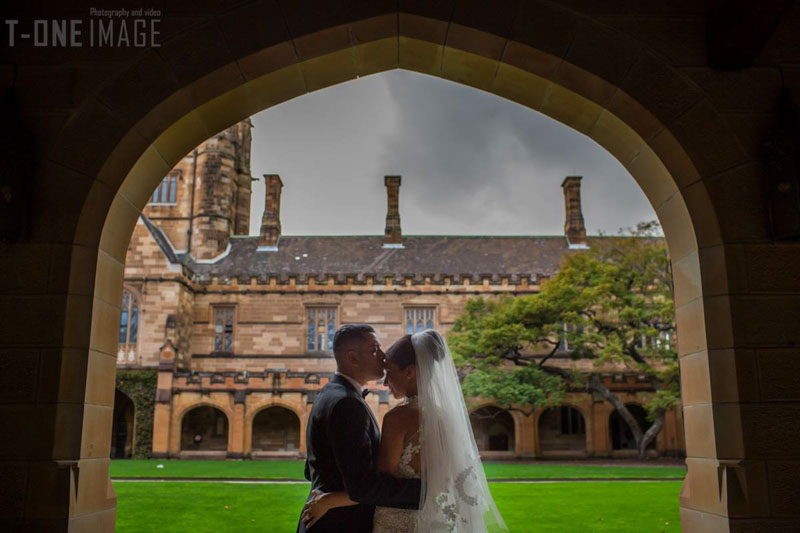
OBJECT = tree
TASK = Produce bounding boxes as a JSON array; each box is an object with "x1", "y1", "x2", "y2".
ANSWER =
[{"x1": 450, "y1": 222, "x2": 679, "y2": 459}]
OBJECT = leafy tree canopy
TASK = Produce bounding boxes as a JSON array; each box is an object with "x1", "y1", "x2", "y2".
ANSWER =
[{"x1": 451, "y1": 222, "x2": 679, "y2": 457}]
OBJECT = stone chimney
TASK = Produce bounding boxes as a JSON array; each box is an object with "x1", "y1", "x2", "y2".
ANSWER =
[
  {"x1": 562, "y1": 176, "x2": 588, "y2": 249},
  {"x1": 258, "y1": 174, "x2": 283, "y2": 251},
  {"x1": 383, "y1": 175, "x2": 403, "y2": 248}
]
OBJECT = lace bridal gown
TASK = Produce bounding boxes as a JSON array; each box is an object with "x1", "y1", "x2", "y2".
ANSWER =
[
  {"x1": 373, "y1": 430, "x2": 421, "y2": 533},
  {"x1": 374, "y1": 330, "x2": 507, "y2": 533}
]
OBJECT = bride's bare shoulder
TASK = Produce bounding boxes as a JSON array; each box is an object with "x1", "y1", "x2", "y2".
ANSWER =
[{"x1": 383, "y1": 403, "x2": 417, "y2": 429}]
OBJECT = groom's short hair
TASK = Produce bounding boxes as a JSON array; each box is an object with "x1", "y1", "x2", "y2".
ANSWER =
[{"x1": 333, "y1": 324, "x2": 375, "y2": 360}]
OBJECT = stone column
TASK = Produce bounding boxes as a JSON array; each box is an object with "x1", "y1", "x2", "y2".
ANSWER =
[
  {"x1": 592, "y1": 401, "x2": 612, "y2": 457},
  {"x1": 228, "y1": 391, "x2": 246, "y2": 459},
  {"x1": 512, "y1": 411, "x2": 534, "y2": 457},
  {"x1": 152, "y1": 342, "x2": 176, "y2": 458}
]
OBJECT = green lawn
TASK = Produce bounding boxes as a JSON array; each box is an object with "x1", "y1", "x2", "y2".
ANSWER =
[
  {"x1": 113, "y1": 481, "x2": 682, "y2": 532},
  {"x1": 110, "y1": 459, "x2": 685, "y2": 480}
]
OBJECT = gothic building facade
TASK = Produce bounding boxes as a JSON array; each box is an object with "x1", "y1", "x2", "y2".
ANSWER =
[{"x1": 114, "y1": 120, "x2": 685, "y2": 461}]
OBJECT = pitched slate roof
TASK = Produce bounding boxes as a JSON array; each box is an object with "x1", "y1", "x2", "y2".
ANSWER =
[
  {"x1": 140, "y1": 215, "x2": 180, "y2": 264},
  {"x1": 179, "y1": 235, "x2": 606, "y2": 283}
]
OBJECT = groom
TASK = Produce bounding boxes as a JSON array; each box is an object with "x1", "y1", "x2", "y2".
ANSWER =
[{"x1": 296, "y1": 324, "x2": 421, "y2": 532}]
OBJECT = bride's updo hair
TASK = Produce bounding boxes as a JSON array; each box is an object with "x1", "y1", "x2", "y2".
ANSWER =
[
  {"x1": 388, "y1": 330, "x2": 447, "y2": 368},
  {"x1": 385, "y1": 334, "x2": 416, "y2": 369},
  {"x1": 413, "y1": 330, "x2": 446, "y2": 362}
]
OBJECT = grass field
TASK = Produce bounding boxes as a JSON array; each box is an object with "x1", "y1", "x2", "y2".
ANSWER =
[
  {"x1": 113, "y1": 480, "x2": 683, "y2": 532},
  {"x1": 110, "y1": 459, "x2": 686, "y2": 480}
]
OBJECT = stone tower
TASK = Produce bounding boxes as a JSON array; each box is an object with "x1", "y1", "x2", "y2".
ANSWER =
[{"x1": 189, "y1": 120, "x2": 253, "y2": 260}]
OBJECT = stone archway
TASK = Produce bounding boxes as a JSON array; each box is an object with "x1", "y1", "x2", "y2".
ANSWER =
[
  {"x1": 180, "y1": 405, "x2": 229, "y2": 454},
  {"x1": 251, "y1": 406, "x2": 302, "y2": 455},
  {"x1": 77, "y1": 38, "x2": 728, "y2": 529},
  {"x1": 470, "y1": 406, "x2": 516, "y2": 454},
  {"x1": 110, "y1": 389, "x2": 135, "y2": 459},
  {"x1": 609, "y1": 403, "x2": 656, "y2": 453},
  {"x1": 538, "y1": 405, "x2": 588, "y2": 456},
  {"x1": 6, "y1": 4, "x2": 796, "y2": 532}
]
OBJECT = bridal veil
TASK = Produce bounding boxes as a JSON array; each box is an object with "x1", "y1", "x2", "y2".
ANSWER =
[{"x1": 412, "y1": 330, "x2": 507, "y2": 532}]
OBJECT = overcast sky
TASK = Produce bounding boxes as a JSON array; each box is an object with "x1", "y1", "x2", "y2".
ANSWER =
[{"x1": 248, "y1": 70, "x2": 656, "y2": 237}]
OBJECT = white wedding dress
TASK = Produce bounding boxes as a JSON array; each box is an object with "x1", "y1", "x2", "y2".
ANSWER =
[
  {"x1": 373, "y1": 430, "x2": 421, "y2": 532},
  {"x1": 374, "y1": 330, "x2": 507, "y2": 533}
]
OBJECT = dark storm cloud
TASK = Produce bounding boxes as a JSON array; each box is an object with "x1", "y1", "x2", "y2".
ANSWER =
[{"x1": 249, "y1": 70, "x2": 656, "y2": 237}]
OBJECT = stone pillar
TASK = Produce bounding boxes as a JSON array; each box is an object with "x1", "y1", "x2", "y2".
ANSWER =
[
  {"x1": 383, "y1": 175, "x2": 402, "y2": 248},
  {"x1": 561, "y1": 176, "x2": 588, "y2": 248},
  {"x1": 152, "y1": 342, "x2": 176, "y2": 458},
  {"x1": 516, "y1": 413, "x2": 536, "y2": 457},
  {"x1": 658, "y1": 408, "x2": 677, "y2": 454},
  {"x1": 510, "y1": 411, "x2": 530, "y2": 457},
  {"x1": 228, "y1": 391, "x2": 246, "y2": 458},
  {"x1": 258, "y1": 174, "x2": 283, "y2": 250},
  {"x1": 152, "y1": 402, "x2": 172, "y2": 458},
  {"x1": 592, "y1": 401, "x2": 612, "y2": 456}
]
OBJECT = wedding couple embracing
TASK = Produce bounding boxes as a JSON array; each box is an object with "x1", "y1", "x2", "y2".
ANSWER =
[{"x1": 297, "y1": 324, "x2": 507, "y2": 533}]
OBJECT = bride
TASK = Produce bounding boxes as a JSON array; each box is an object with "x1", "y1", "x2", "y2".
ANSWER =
[{"x1": 302, "y1": 330, "x2": 507, "y2": 532}]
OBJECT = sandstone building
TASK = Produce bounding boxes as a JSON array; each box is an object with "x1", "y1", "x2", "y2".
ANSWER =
[{"x1": 114, "y1": 121, "x2": 684, "y2": 461}]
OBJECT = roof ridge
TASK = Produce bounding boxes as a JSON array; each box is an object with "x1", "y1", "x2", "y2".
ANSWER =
[{"x1": 139, "y1": 215, "x2": 179, "y2": 264}]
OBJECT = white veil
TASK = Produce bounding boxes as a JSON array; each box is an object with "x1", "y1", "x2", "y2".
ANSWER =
[{"x1": 412, "y1": 330, "x2": 507, "y2": 532}]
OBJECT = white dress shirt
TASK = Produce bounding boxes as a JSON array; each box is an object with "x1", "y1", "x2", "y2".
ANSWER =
[{"x1": 335, "y1": 371, "x2": 365, "y2": 394}]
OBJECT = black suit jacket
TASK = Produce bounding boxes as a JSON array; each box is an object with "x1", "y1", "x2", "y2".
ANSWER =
[{"x1": 297, "y1": 374, "x2": 421, "y2": 533}]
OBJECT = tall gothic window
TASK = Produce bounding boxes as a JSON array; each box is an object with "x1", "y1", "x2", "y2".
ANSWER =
[
  {"x1": 307, "y1": 308, "x2": 336, "y2": 353},
  {"x1": 405, "y1": 307, "x2": 435, "y2": 335},
  {"x1": 213, "y1": 306, "x2": 235, "y2": 353},
  {"x1": 118, "y1": 289, "x2": 139, "y2": 363},
  {"x1": 149, "y1": 174, "x2": 178, "y2": 204}
]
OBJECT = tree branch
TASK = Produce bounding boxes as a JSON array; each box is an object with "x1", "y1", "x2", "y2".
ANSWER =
[
  {"x1": 585, "y1": 375, "x2": 644, "y2": 444},
  {"x1": 639, "y1": 410, "x2": 665, "y2": 458},
  {"x1": 537, "y1": 344, "x2": 560, "y2": 368}
]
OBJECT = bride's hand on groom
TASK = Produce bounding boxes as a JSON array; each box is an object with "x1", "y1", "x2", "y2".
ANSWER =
[{"x1": 302, "y1": 489, "x2": 329, "y2": 529}]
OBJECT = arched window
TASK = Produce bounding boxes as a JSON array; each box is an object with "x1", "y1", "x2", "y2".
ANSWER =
[{"x1": 118, "y1": 289, "x2": 139, "y2": 363}]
